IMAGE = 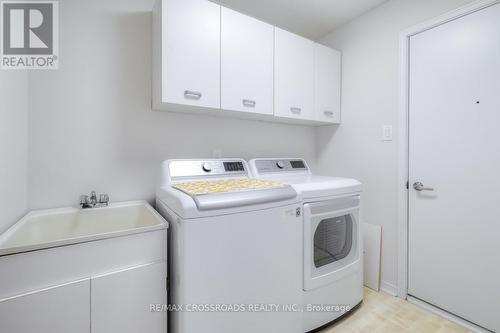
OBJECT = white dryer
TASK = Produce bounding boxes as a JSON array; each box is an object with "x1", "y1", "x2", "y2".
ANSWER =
[
  {"x1": 249, "y1": 158, "x2": 363, "y2": 332},
  {"x1": 156, "y1": 159, "x2": 304, "y2": 333}
]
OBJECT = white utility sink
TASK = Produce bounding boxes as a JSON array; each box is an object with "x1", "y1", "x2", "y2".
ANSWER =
[{"x1": 0, "y1": 201, "x2": 168, "y2": 256}]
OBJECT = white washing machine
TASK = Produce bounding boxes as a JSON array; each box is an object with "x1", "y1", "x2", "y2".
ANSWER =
[
  {"x1": 156, "y1": 159, "x2": 304, "y2": 333},
  {"x1": 249, "y1": 158, "x2": 363, "y2": 332}
]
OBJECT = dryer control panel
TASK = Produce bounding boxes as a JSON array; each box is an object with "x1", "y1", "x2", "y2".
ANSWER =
[{"x1": 252, "y1": 159, "x2": 310, "y2": 174}]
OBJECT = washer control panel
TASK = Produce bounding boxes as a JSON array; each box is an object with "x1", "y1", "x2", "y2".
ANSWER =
[
  {"x1": 254, "y1": 159, "x2": 309, "y2": 173},
  {"x1": 169, "y1": 159, "x2": 248, "y2": 179}
]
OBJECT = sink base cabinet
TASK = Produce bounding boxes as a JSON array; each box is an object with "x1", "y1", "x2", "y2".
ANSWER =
[
  {"x1": 0, "y1": 230, "x2": 168, "y2": 333},
  {"x1": 0, "y1": 279, "x2": 91, "y2": 333},
  {"x1": 91, "y1": 262, "x2": 168, "y2": 333}
]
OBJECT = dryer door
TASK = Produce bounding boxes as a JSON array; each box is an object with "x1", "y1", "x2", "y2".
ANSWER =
[{"x1": 303, "y1": 196, "x2": 361, "y2": 291}]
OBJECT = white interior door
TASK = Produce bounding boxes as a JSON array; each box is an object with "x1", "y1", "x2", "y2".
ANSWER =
[{"x1": 408, "y1": 3, "x2": 500, "y2": 332}]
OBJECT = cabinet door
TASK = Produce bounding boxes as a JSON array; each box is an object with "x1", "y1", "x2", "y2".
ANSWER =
[
  {"x1": 315, "y1": 43, "x2": 341, "y2": 123},
  {"x1": 91, "y1": 262, "x2": 168, "y2": 333},
  {"x1": 163, "y1": 0, "x2": 220, "y2": 108},
  {"x1": 274, "y1": 28, "x2": 315, "y2": 120},
  {"x1": 221, "y1": 7, "x2": 274, "y2": 115},
  {"x1": 0, "y1": 279, "x2": 90, "y2": 333}
]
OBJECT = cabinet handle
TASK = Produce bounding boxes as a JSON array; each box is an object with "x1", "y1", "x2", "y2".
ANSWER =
[
  {"x1": 323, "y1": 111, "x2": 334, "y2": 117},
  {"x1": 290, "y1": 107, "x2": 302, "y2": 114},
  {"x1": 184, "y1": 90, "x2": 202, "y2": 100},
  {"x1": 242, "y1": 99, "x2": 256, "y2": 107}
]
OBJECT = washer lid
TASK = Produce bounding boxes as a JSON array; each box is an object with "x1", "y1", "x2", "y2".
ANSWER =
[
  {"x1": 172, "y1": 178, "x2": 288, "y2": 195},
  {"x1": 172, "y1": 178, "x2": 297, "y2": 211},
  {"x1": 189, "y1": 187, "x2": 297, "y2": 211},
  {"x1": 158, "y1": 159, "x2": 301, "y2": 218},
  {"x1": 157, "y1": 182, "x2": 299, "y2": 218}
]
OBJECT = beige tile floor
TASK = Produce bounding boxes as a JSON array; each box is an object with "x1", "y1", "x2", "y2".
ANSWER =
[{"x1": 320, "y1": 288, "x2": 470, "y2": 333}]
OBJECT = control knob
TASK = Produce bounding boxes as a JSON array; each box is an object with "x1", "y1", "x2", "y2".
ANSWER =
[
  {"x1": 202, "y1": 162, "x2": 212, "y2": 172},
  {"x1": 276, "y1": 161, "x2": 285, "y2": 169}
]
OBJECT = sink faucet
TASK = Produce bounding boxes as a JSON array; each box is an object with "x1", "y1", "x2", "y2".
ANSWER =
[{"x1": 80, "y1": 191, "x2": 109, "y2": 209}]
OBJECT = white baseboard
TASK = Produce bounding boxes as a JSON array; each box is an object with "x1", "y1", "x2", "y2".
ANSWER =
[
  {"x1": 380, "y1": 280, "x2": 398, "y2": 297},
  {"x1": 407, "y1": 296, "x2": 493, "y2": 333}
]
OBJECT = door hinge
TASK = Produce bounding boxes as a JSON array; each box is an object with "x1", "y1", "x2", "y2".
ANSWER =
[
  {"x1": 166, "y1": 276, "x2": 169, "y2": 292},
  {"x1": 406, "y1": 181, "x2": 409, "y2": 190}
]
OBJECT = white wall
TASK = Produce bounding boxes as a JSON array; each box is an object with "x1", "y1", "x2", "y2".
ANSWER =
[
  {"x1": 0, "y1": 72, "x2": 28, "y2": 233},
  {"x1": 4, "y1": 0, "x2": 479, "y2": 290},
  {"x1": 27, "y1": 0, "x2": 316, "y2": 210},
  {"x1": 317, "y1": 0, "x2": 475, "y2": 292}
]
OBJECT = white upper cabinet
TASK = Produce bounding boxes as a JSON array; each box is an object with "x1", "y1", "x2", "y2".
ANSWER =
[
  {"x1": 153, "y1": 0, "x2": 342, "y2": 125},
  {"x1": 274, "y1": 28, "x2": 315, "y2": 120},
  {"x1": 315, "y1": 43, "x2": 341, "y2": 123},
  {"x1": 156, "y1": 0, "x2": 221, "y2": 109},
  {"x1": 221, "y1": 8, "x2": 274, "y2": 115}
]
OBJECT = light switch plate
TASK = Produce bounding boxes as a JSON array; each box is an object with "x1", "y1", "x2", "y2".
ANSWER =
[{"x1": 382, "y1": 125, "x2": 393, "y2": 141}]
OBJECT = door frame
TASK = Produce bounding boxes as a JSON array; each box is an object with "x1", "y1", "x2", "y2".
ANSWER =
[{"x1": 397, "y1": 0, "x2": 500, "y2": 300}]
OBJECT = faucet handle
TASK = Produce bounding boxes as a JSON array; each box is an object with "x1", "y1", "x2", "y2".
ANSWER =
[
  {"x1": 99, "y1": 194, "x2": 109, "y2": 205},
  {"x1": 80, "y1": 195, "x2": 90, "y2": 207}
]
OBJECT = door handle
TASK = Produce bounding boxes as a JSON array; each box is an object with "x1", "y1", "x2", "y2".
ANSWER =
[
  {"x1": 413, "y1": 182, "x2": 434, "y2": 191},
  {"x1": 323, "y1": 111, "x2": 334, "y2": 117},
  {"x1": 290, "y1": 107, "x2": 302, "y2": 114}
]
